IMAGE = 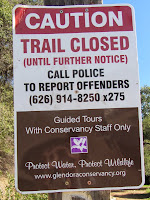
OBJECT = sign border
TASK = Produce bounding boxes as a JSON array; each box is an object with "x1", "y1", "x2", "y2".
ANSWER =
[{"x1": 13, "y1": 3, "x2": 145, "y2": 194}]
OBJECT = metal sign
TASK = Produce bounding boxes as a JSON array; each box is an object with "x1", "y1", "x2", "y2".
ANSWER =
[{"x1": 13, "y1": 4, "x2": 144, "y2": 194}]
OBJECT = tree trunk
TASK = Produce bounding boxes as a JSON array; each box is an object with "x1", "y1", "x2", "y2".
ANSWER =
[
  {"x1": 44, "y1": 0, "x2": 110, "y2": 199},
  {"x1": 44, "y1": 0, "x2": 102, "y2": 6}
]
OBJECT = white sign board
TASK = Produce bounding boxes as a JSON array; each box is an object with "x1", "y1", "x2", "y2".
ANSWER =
[{"x1": 13, "y1": 4, "x2": 144, "y2": 194}]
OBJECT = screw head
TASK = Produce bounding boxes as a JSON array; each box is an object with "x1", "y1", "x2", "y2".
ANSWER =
[
  {"x1": 87, "y1": 181, "x2": 92, "y2": 185},
  {"x1": 65, "y1": 181, "x2": 69, "y2": 185}
]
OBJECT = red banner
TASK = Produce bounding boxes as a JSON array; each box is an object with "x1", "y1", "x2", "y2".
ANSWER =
[{"x1": 15, "y1": 6, "x2": 133, "y2": 34}]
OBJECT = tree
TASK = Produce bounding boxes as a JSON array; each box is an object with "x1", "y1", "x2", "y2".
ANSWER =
[
  {"x1": 143, "y1": 115, "x2": 150, "y2": 141},
  {"x1": 141, "y1": 86, "x2": 150, "y2": 182},
  {"x1": 0, "y1": 82, "x2": 14, "y2": 154},
  {"x1": 17, "y1": 0, "x2": 43, "y2": 5},
  {"x1": 141, "y1": 86, "x2": 150, "y2": 119},
  {"x1": 44, "y1": 0, "x2": 102, "y2": 6},
  {"x1": 141, "y1": 86, "x2": 150, "y2": 140},
  {"x1": 144, "y1": 142, "x2": 150, "y2": 177},
  {"x1": 0, "y1": 0, "x2": 43, "y2": 84},
  {"x1": 0, "y1": 0, "x2": 14, "y2": 84}
]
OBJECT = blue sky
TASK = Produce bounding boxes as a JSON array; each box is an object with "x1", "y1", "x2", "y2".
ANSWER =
[{"x1": 104, "y1": 0, "x2": 150, "y2": 87}]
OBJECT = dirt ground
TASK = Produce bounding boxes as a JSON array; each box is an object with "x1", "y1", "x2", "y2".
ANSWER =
[{"x1": 111, "y1": 189, "x2": 150, "y2": 200}]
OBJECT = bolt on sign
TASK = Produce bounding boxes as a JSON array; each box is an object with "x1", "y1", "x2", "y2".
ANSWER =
[{"x1": 13, "y1": 4, "x2": 144, "y2": 194}]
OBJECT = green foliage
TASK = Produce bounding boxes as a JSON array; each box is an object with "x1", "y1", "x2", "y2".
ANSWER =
[
  {"x1": 0, "y1": 173, "x2": 48, "y2": 200},
  {"x1": 143, "y1": 115, "x2": 150, "y2": 140},
  {"x1": 0, "y1": 83, "x2": 14, "y2": 154},
  {"x1": 146, "y1": 188, "x2": 150, "y2": 194},
  {"x1": 141, "y1": 86, "x2": 150, "y2": 119},
  {"x1": 0, "y1": 0, "x2": 14, "y2": 83},
  {"x1": 141, "y1": 86, "x2": 150, "y2": 178},
  {"x1": 0, "y1": 0, "x2": 43, "y2": 84},
  {"x1": 144, "y1": 142, "x2": 150, "y2": 177},
  {"x1": 17, "y1": 0, "x2": 43, "y2": 5}
]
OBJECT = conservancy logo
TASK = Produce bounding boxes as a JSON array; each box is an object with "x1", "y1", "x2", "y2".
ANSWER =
[{"x1": 70, "y1": 136, "x2": 88, "y2": 154}]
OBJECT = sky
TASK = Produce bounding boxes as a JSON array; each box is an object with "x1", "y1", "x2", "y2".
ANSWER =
[{"x1": 104, "y1": 0, "x2": 150, "y2": 87}]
